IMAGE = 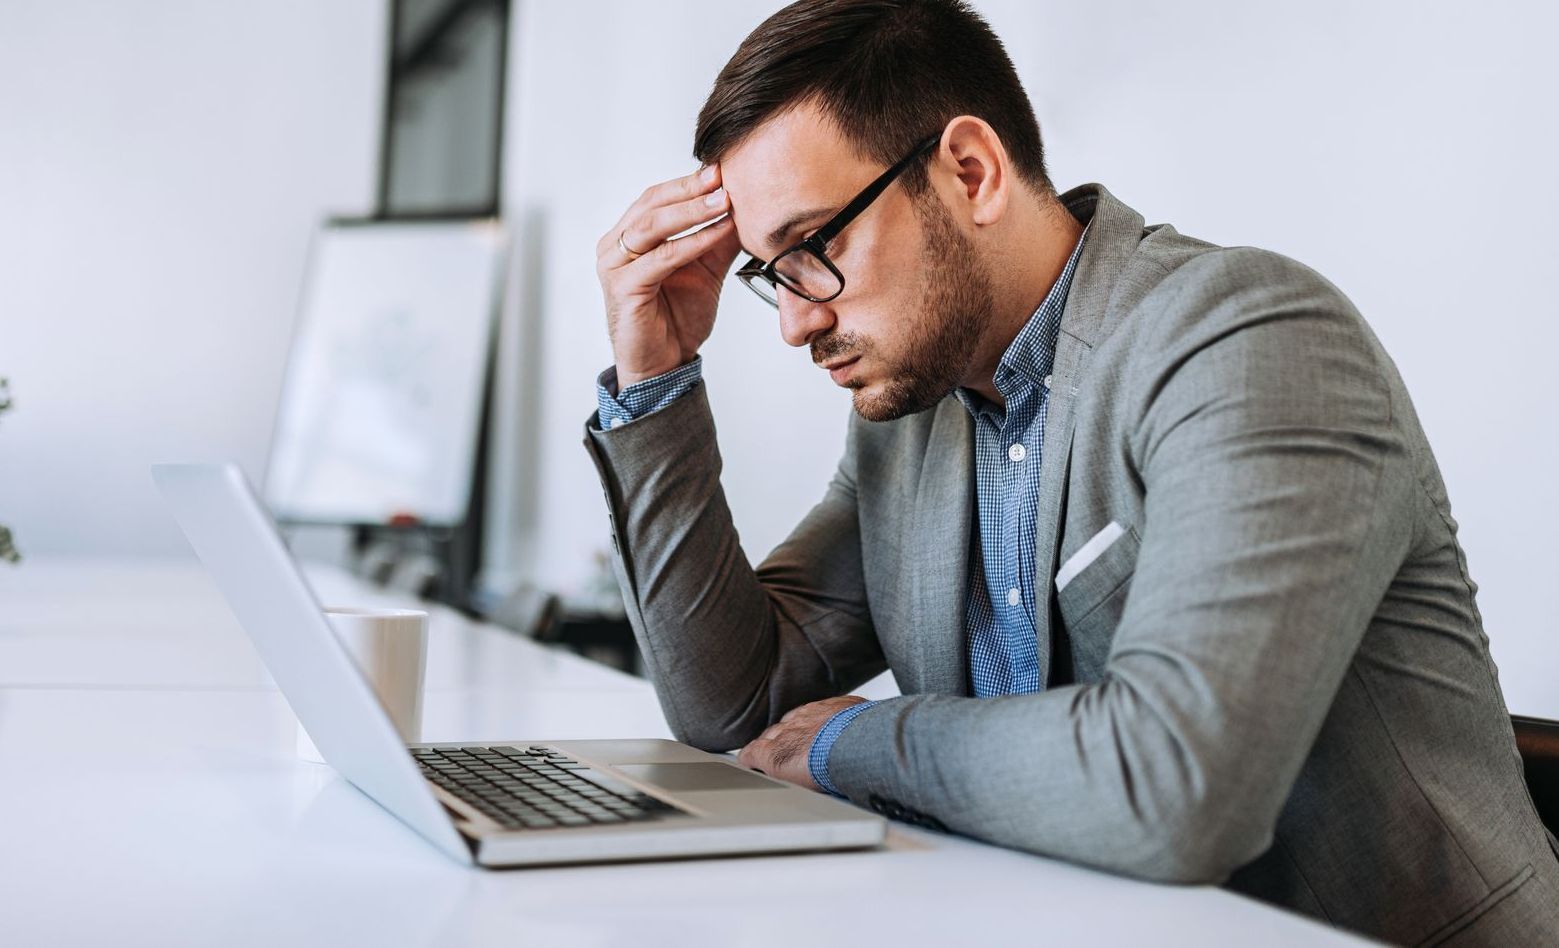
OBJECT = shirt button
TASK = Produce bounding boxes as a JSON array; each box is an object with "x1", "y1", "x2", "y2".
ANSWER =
[
  {"x1": 1007, "y1": 587, "x2": 1021, "y2": 607},
  {"x1": 1042, "y1": 374, "x2": 1053, "y2": 389},
  {"x1": 1007, "y1": 443, "x2": 1026, "y2": 463}
]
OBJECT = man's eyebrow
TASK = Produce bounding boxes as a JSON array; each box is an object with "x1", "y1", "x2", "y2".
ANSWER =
[{"x1": 764, "y1": 206, "x2": 836, "y2": 254}]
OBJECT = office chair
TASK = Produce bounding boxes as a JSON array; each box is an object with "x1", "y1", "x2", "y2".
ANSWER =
[{"x1": 1512, "y1": 715, "x2": 1559, "y2": 834}]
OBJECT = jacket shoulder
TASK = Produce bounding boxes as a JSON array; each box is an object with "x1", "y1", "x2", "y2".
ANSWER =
[{"x1": 1108, "y1": 238, "x2": 1371, "y2": 366}]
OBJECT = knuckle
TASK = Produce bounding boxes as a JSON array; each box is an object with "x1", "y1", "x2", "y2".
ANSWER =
[{"x1": 644, "y1": 206, "x2": 667, "y2": 235}]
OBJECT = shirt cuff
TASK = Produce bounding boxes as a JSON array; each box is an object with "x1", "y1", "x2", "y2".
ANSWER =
[
  {"x1": 807, "y1": 701, "x2": 878, "y2": 797},
  {"x1": 595, "y1": 356, "x2": 704, "y2": 431}
]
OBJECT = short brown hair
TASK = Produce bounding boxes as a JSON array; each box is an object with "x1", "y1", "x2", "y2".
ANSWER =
[{"x1": 694, "y1": 0, "x2": 1051, "y2": 196}]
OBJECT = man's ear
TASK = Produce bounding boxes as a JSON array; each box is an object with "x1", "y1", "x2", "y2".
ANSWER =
[{"x1": 936, "y1": 115, "x2": 1010, "y2": 227}]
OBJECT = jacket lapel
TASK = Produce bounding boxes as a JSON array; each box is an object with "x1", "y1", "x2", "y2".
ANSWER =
[
  {"x1": 1032, "y1": 184, "x2": 1149, "y2": 686},
  {"x1": 1031, "y1": 336, "x2": 1090, "y2": 685}
]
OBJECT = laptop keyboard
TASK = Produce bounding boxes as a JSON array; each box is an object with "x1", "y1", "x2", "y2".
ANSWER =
[{"x1": 412, "y1": 745, "x2": 681, "y2": 831}]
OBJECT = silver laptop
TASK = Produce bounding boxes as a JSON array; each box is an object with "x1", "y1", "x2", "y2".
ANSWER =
[{"x1": 152, "y1": 463, "x2": 885, "y2": 868}]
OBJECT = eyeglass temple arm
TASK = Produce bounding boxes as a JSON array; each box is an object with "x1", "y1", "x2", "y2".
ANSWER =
[{"x1": 813, "y1": 133, "x2": 942, "y2": 246}]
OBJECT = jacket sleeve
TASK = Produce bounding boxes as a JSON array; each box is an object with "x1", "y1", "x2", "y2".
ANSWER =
[
  {"x1": 582, "y1": 381, "x2": 886, "y2": 751},
  {"x1": 823, "y1": 249, "x2": 1416, "y2": 884}
]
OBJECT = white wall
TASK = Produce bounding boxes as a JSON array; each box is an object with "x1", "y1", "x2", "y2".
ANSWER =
[
  {"x1": 3, "y1": 1, "x2": 1555, "y2": 713},
  {"x1": 0, "y1": 0, "x2": 383, "y2": 551}
]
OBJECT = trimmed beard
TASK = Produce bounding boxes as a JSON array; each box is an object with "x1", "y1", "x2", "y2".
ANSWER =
[{"x1": 844, "y1": 193, "x2": 995, "y2": 422}]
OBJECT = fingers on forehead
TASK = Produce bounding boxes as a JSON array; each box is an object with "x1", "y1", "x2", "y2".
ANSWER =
[
  {"x1": 616, "y1": 167, "x2": 720, "y2": 241},
  {"x1": 644, "y1": 167, "x2": 716, "y2": 207}
]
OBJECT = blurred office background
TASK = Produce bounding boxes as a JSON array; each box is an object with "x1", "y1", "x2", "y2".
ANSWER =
[{"x1": 1, "y1": 1, "x2": 1555, "y2": 711}]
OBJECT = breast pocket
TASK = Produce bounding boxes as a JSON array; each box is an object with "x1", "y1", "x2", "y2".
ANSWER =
[{"x1": 1055, "y1": 521, "x2": 1141, "y2": 680}]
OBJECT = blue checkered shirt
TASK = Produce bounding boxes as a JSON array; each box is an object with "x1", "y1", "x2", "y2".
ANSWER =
[
  {"x1": 594, "y1": 224, "x2": 1089, "y2": 796},
  {"x1": 595, "y1": 357, "x2": 706, "y2": 431}
]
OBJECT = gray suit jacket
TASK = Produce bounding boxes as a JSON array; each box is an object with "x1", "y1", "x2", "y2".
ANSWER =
[{"x1": 583, "y1": 183, "x2": 1559, "y2": 945}]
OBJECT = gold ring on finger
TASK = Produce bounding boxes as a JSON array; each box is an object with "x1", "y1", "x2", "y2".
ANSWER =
[{"x1": 618, "y1": 231, "x2": 646, "y2": 260}]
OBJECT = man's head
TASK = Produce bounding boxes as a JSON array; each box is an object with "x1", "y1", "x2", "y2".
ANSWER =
[{"x1": 696, "y1": 0, "x2": 1058, "y2": 420}]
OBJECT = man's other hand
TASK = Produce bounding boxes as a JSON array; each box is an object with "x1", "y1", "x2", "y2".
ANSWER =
[{"x1": 735, "y1": 695, "x2": 870, "y2": 791}]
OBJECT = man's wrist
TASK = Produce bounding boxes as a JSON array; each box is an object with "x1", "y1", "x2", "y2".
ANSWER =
[
  {"x1": 617, "y1": 364, "x2": 679, "y2": 389},
  {"x1": 615, "y1": 349, "x2": 704, "y2": 389},
  {"x1": 807, "y1": 700, "x2": 878, "y2": 797}
]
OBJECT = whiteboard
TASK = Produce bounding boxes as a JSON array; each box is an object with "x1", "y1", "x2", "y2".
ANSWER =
[{"x1": 264, "y1": 219, "x2": 505, "y2": 527}]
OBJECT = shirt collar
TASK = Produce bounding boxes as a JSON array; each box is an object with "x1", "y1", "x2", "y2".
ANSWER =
[{"x1": 956, "y1": 221, "x2": 1090, "y2": 417}]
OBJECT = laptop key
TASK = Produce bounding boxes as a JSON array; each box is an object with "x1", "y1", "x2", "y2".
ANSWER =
[
  {"x1": 570, "y1": 769, "x2": 638, "y2": 796},
  {"x1": 586, "y1": 811, "x2": 626, "y2": 824}
]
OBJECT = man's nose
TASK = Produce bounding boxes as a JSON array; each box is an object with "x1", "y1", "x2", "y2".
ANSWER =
[{"x1": 777, "y1": 291, "x2": 836, "y2": 348}]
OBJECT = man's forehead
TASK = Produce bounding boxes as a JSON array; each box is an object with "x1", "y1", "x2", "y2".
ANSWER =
[{"x1": 720, "y1": 108, "x2": 872, "y2": 256}]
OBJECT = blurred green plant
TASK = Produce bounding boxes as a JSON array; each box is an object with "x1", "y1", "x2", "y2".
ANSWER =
[{"x1": 0, "y1": 378, "x2": 17, "y2": 564}]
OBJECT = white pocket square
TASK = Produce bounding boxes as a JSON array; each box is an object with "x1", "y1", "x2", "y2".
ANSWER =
[{"x1": 1055, "y1": 521, "x2": 1126, "y2": 592}]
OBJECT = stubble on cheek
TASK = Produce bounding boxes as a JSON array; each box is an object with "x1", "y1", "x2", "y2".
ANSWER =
[{"x1": 848, "y1": 201, "x2": 992, "y2": 422}]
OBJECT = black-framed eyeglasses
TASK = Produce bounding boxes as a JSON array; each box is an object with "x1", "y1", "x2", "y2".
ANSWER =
[{"x1": 735, "y1": 132, "x2": 941, "y2": 308}]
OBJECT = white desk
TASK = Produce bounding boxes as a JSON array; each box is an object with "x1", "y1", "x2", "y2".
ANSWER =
[{"x1": 0, "y1": 558, "x2": 1362, "y2": 946}]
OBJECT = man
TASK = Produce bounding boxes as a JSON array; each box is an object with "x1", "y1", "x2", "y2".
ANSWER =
[{"x1": 583, "y1": 1, "x2": 1559, "y2": 943}]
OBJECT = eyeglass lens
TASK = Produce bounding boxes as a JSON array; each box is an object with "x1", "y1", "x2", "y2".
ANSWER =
[
  {"x1": 772, "y1": 247, "x2": 842, "y2": 302},
  {"x1": 739, "y1": 271, "x2": 779, "y2": 305}
]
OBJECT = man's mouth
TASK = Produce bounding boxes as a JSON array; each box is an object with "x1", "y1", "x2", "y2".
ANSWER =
[{"x1": 823, "y1": 355, "x2": 861, "y2": 385}]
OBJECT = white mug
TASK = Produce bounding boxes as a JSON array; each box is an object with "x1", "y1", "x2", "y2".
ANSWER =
[{"x1": 297, "y1": 607, "x2": 428, "y2": 763}]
